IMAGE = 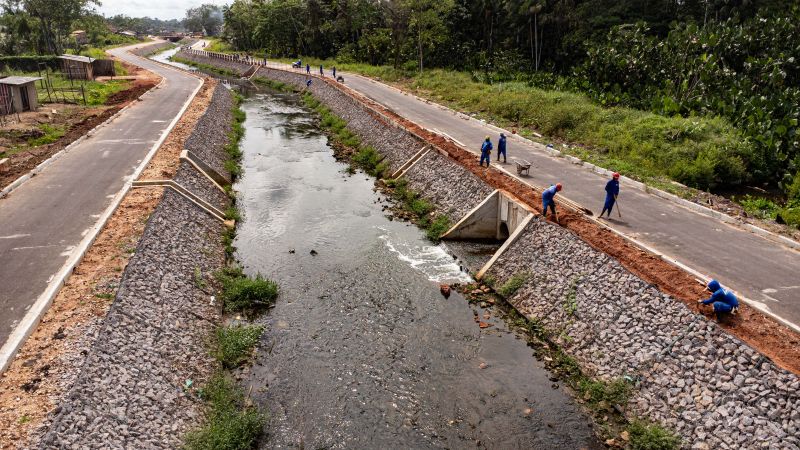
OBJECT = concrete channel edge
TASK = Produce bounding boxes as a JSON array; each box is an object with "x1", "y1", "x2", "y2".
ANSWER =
[{"x1": 0, "y1": 56, "x2": 203, "y2": 375}]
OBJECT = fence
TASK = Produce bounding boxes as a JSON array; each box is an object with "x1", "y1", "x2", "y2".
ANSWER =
[{"x1": 37, "y1": 63, "x2": 86, "y2": 105}]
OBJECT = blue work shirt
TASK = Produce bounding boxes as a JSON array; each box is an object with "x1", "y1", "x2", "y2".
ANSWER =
[
  {"x1": 702, "y1": 287, "x2": 739, "y2": 308},
  {"x1": 498, "y1": 135, "x2": 507, "y2": 152},
  {"x1": 605, "y1": 179, "x2": 619, "y2": 199},
  {"x1": 542, "y1": 185, "x2": 558, "y2": 202},
  {"x1": 481, "y1": 140, "x2": 493, "y2": 154}
]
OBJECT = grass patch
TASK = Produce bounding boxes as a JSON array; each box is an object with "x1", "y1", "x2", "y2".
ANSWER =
[
  {"x1": 497, "y1": 272, "x2": 530, "y2": 298},
  {"x1": 253, "y1": 77, "x2": 294, "y2": 93},
  {"x1": 213, "y1": 325, "x2": 264, "y2": 369},
  {"x1": 216, "y1": 266, "x2": 279, "y2": 314},
  {"x1": 627, "y1": 420, "x2": 681, "y2": 450},
  {"x1": 205, "y1": 38, "x2": 236, "y2": 54},
  {"x1": 425, "y1": 215, "x2": 451, "y2": 241},
  {"x1": 577, "y1": 378, "x2": 631, "y2": 407},
  {"x1": 184, "y1": 372, "x2": 266, "y2": 450},
  {"x1": 27, "y1": 124, "x2": 65, "y2": 147},
  {"x1": 224, "y1": 206, "x2": 241, "y2": 222}
]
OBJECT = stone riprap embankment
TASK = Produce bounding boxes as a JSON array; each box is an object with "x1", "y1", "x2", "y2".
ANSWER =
[
  {"x1": 484, "y1": 219, "x2": 799, "y2": 449},
  {"x1": 129, "y1": 41, "x2": 175, "y2": 57},
  {"x1": 184, "y1": 84, "x2": 235, "y2": 184},
  {"x1": 174, "y1": 49, "x2": 252, "y2": 77},
  {"x1": 175, "y1": 55, "x2": 799, "y2": 449},
  {"x1": 33, "y1": 85, "x2": 236, "y2": 449}
]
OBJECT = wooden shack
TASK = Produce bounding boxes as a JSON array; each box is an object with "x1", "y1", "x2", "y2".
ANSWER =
[
  {"x1": 0, "y1": 76, "x2": 42, "y2": 112},
  {"x1": 58, "y1": 54, "x2": 95, "y2": 80}
]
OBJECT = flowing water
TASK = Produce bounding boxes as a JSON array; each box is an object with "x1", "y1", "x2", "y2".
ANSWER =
[{"x1": 234, "y1": 90, "x2": 600, "y2": 449}]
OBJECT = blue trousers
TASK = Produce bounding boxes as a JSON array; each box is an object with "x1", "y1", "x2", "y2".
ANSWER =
[
  {"x1": 601, "y1": 196, "x2": 615, "y2": 216},
  {"x1": 480, "y1": 151, "x2": 491, "y2": 166},
  {"x1": 543, "y1": 199, "x2": 556, "y2": 216},
  {"x1": 497, "y1": 148, "x2": 506, "y2": 160}
]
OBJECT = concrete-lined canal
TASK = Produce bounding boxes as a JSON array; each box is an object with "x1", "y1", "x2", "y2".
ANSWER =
[{"x1": 232, "y1": 89, "x2": 600, "y2": 448}]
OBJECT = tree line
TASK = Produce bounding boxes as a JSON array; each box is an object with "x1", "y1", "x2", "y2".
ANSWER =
[{"x1": 222, "y1": 0, "x2": 799, "y2": 197}]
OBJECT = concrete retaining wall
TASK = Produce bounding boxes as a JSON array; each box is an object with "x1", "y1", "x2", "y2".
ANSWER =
[
  {"x1": 34, "y1": 85, "x2": 236, "y2": 448},
  {"x1": 129, "y1": 41, "x2": 174, "y2": 57}
]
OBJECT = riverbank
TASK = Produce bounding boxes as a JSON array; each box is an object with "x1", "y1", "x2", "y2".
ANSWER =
[{"x1": 175, "y1": 51, "x2": 800, "y2": 448}]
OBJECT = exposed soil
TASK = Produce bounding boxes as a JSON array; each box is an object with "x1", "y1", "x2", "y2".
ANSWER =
[
  {"x1": 327, "y1": 77, "x2": 800, "y2": 376},
  {"x1": 0, "y1": 59, "x2": 159, "y2": 192},
  {"x1": 0, "y1": 75, "x2": 210, "y2": 448}
]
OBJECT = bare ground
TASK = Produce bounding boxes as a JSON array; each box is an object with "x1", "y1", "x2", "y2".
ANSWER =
[{"x1": 0, "y1": 75, "x2": 211, "y2": 449}]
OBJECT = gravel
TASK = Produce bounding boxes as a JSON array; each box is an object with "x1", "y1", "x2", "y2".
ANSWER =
[
  {"x1": 174, "y1": 50, "x2": 252, "y2": 76},
  {"x1": 33, "y1": 85, "x2": 236, "y2": 448},
  {"x1": 130, "y1": 42, "x2": 174, "y2": 57}
]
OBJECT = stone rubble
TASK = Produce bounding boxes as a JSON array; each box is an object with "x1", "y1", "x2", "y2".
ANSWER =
[{"x1": 33, "y1": 83, "x2": 236, "y2": 449}]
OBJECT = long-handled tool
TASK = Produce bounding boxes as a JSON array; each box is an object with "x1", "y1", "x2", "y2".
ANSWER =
[{"x1": 615, "y1": 196, "x2": 622, "y2": 218}]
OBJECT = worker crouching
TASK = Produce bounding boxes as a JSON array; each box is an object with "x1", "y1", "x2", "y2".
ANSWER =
[
  {"x1": 542, "y1": 183, "x2": 562, "y2": 222},
  {"x1": 698, "y1": 279, "x2": 739, "y2": 322}
]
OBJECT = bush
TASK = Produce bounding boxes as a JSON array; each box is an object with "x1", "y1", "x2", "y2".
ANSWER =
[
  {"x1": 425, "y1": 215, "x2": 451, "y2": 242},
  {"x1": 184, "y1": 373, "x2": 266, "y2": 450},
  {"x1": 626, "y1": 420, "x2": 681, "y2": 450},
  {"x1": 214, "y1": 325, "x2": 264, "y2": 369},
  {"x1": 497, "y1": 273, "x2": 530, "y2": 298},
  {"x1": 217, "y1": 267, "x2": 279, "y2": 313},
  {"x1": 0, "y1": 55, "x2": 59, "y2": 72}
]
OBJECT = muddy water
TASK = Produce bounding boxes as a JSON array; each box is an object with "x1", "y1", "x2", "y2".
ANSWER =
[{"x1": 234, "y1": 91, "x2": 600, "y2": 449}]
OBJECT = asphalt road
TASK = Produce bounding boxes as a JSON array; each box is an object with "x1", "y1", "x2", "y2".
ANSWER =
[
  {"x1": 330, "y1": 72, "x2": 800, "y2": 328},
  {"x1": 0, "y1": 43, "x2": 200, "y2": 347}
]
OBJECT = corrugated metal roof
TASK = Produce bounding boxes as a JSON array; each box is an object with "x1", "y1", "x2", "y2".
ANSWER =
[
  {"x1": 0, "y1": 76, "x2": 42, "y2": 85},
  {"x1": 58, "y1": 54, "x2": 95, "y2": 64}
]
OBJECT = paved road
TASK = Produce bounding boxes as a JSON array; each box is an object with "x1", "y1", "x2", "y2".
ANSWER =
[
  {"x1": 0, "y1": 44, "x2": 200, "y2": 346},
  {"x1": 322, "y1": 71, "x2": 800, "y2": 328}
]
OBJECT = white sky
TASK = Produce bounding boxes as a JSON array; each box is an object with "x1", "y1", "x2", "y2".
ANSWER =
[{"x1": 96, "y1": 0, "x2": 230, "y2": 21}]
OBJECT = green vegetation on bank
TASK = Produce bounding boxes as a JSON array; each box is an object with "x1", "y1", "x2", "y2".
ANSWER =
[
  {"x1": 184, "y1": 372, "x2": 266, "y2": 450},
  {"x1": 214, "y1": 324, "x2": 264, "y2": 369},
  {"x1": 216, "y1": 266, "x2": 279, "y2": 314}
]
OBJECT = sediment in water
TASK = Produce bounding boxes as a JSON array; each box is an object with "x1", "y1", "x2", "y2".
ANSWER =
[{"x1": 173, "y1": 51, "x2": 800, "y2": 449}]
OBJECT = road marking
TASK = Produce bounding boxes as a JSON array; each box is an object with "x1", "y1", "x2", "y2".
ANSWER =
[
  {"x1": 0, "y1": 234, "x2": 30, "y2": 239},
  {"x1": 12, "y1": 245, "x2": 59, "y2": 251}
]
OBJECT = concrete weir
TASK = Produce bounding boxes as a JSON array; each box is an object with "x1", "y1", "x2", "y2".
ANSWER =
[
  {"x1": 440, "y1": 189, "x2": 534, "y2": 279},
  {"x1": 173, "y1": 51, "x2": 800, "y2": 449}
]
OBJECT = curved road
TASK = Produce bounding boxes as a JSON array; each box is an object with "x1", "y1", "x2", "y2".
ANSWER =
[{"x1": 0, "y1": 43, "x2": 200, "y2": 349}]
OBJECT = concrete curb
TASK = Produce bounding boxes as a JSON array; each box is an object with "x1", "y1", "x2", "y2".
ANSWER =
[
  {"x1": 347, "y1": 73, "x2": 800, "y2": 253},
  {"x1": 0, "y1": 50, "x2": 203, "y2": 375}
]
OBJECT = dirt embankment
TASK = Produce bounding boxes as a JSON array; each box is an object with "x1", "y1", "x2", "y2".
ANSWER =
[
  {"x1": 327, "y1": 77, "x2": 800, "y2": 376},
  {"x1": 0, "y1": 77, "x2": 214, "y2": 449},
  {"x1": 0, "y1": 61, "x2": 159, "y2": 192}
]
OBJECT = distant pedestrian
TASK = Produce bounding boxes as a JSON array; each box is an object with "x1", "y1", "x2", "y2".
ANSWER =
[
  {"x1": 306, "y1": 64, "x2": 310, "y2": 74},
  {"x1": 480, "y1": 136, "x2": 493, "y2": 167},
  {"x1": 497, "y1": 132, "x2": 507, "y2": 163},
  {"x1": 542, "y1": 183, "x2": 562, "y2": 222},
  {"x1": 698, "y1": 279, "x2": 739, "y2": 322},
  {"x1": 306, "y1": 79, "x2": 312, "y2": 88},
  {"x1": 332, "y1": 66, "x2": 336, "y2": 78},
  {"x1": 320, "y1": 65, "x2": 324, "y2": 76},
  {"x1": 600, "y1": 172, "x2": 620, "y2": 218}
]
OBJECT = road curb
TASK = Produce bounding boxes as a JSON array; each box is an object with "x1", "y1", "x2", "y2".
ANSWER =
[
  {"x1": 350, "y1": 73, "x2": 800, "y2": 252},
  {"x1": 0, "y1": 47, "x2": 204, "y2": 375}
]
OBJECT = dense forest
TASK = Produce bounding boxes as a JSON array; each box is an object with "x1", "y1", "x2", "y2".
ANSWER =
[{"x1": 221, "y1": 0, "x2": 800, "y2": 202}]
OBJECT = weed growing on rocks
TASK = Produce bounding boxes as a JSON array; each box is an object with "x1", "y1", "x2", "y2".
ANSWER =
[
  {"x1": 497, "y1": 272, "x2": 530, "y2": 298},
  {"x1": 384, "y1": 178, "x2": 451, "y2": 242},
  {"x1": 224, "y1": 205, "x2": 241, "y2": 222},
  {"x1": 253, "y1": 77, "x2": 294, "y2": 93},
  {"x1": 217, "y1": 266, "x2": 279, "y2": 314},
  {"x1": 626, "y1": 420, "x2": 681, "y2": 450},
  {"x1": 214, "y1": 325, "x2": 264, "y2": 369},
  {"x1": 184, "y1": 373, "x2": 266, "y2": 450}
]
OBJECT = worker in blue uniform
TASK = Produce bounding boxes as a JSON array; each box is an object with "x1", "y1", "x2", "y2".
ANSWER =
[
  {"x1": 497, "y1": 133, "x2": 507, "y2": 163},
  {"x1": 600, "y1": 172, "x2": 620, "y2": 218},
  {"x1": 542, "y1": 183, "x2": 562, "y2": 221},
  {"x1": 698, "y1": 279, "x2": 739, "y2": 321},
  {"x1": 480, "y1": 136, "x2": 493, "y2": 167}
]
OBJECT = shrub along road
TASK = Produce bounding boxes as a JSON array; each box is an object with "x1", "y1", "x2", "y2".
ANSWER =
[
  {"x1": 328, "y1": 70, "x2": 800, "y2": 330},
  {"x1": 0, "y1": 43, "x2": 201, "y2": 353}
]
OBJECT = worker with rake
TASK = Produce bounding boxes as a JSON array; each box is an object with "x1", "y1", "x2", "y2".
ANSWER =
[
  {"x1": 698, "y1": 279, "x2": 739, "y2": 322},
  {"x1": 542, "y1": 183, "x2": 562, "y2": 221},
  {"x1": 600, "y1": 172, "x2": 621, "y2": 218}
]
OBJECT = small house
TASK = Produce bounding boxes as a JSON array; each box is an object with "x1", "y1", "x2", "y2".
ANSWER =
[
  {"x1": 0, "y1": 76, "x2": 42, "y2": 112},
  {"x1": 58, "y1": 54, "x2": 95, "y2": 80}
]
